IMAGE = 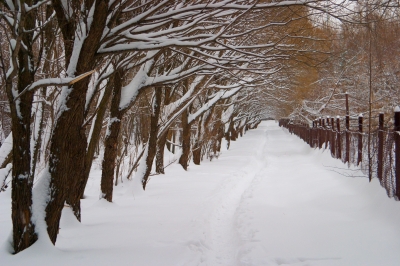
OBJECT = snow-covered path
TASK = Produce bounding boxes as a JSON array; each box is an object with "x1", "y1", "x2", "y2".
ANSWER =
[{"x1": 2, "y1": 121, "x2": 400, "y2": 265}]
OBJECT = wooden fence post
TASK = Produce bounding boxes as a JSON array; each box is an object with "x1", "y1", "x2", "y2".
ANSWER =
[
  {"x1": 318, "y1": 118, "x2": 323, "y2": 149},
  {"x1": 358, "y1": 114, "x2": 363, "y2": 166},
  {"x1": 314, "y1": 120, "x2": 317, "y2": 148},
  {"x1": 311, "y1": 121, "x2": 314, "y2": 147},
  {"x1": 325, "y1": 117, "x2": 330, "y2": 149},
  {"x1": 345, "y1": 93, "x2": 350, "y2": 164},
  {"x1": 315, "y1": 120, "x2": 318, "y2": 147},
  {"x1": 337, "y1": 116, "x2": 341, "y2": 159},
  {"x1": 377, "y1": 113, "x2": 384, "y2": 181},
  {"x1": 322, "y1": 118, "x2": 326, "y2": 148},
  {"x1": 345, "y1": 115, "x2": 350, "y2": 163},
  {"x1": 331, "y1": 117, "x2": 335, "y2": 157},
  {"x1": 394, "y1": 107, "x2": 400, "y2": 198},
  {"x1": 172, "y1": 130, "x2": 176, "y2": 154}
]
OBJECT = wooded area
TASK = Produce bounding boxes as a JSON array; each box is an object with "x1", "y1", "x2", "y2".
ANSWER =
[{"x1": 0, "y1": 0, "x2": 399, "y2": 254}]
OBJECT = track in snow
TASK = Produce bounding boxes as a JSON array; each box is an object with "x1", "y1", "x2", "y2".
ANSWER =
[{"x1": 197, "y1": 130, "x2": 268, "y2": 266}]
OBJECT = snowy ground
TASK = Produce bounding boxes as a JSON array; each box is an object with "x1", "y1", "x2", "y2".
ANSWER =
[{"x1": 2, "y1": 121, "x2": 400, "y2": 265}]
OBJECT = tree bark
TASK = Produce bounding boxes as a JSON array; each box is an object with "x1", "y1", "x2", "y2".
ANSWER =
[
  {"x1": 155, "y1": 130, "x2": 168, "y2": 174},
  {"x1": 46, "y1": 80, "x2": 89, "y2": 241},
  {"x1": 10, "y1": 87, "x2": 36, "y2": 253},
  {"x1": 9, "y1": 46, "x2": 36, "y2": 255},
  {"x1": 217, "y1": 125, "x2": 224, "y2": 152},
  {"x1": 31, "y1": 88, "x2": 47, "y2": 178},
  {"x1": 101, "y1": 71, "x2": 123, "y2": 202},
  {"x1": 7, "y1": 1, "x2": 37, "y2": 252},
  {"x1": 46, "y1": 0, "x2": 108, "y2": 243},
  {"x1": 229, "y1": 119, "x2": 237, "y2": 141},
  {"x1": 171, "y1": 131, "x2": 176, "y2": 154},
  {"x1": 142, "y1": 88, "x2": 163, "y2": 189},
  {"x1": 192, "y1": 118, "x2": 202, "y2": 165},
  {"x1": 155, "y1": 86, "x2": 176, "y2": 174},
  {"x1": 81, "y1": 76, "x2": 114, "y2": 199},
  {"x1": 179, "y1": 109, "x2": 192, "y2": 170},
  {"x1": 224, "y1": 126, "x2": 231, "y2": 150},
  {"x1": 239, "y1": 126, "x2": 244, "y2": 137}
]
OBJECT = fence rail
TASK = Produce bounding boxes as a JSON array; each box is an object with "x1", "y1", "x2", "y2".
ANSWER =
[{"x1": 279, "y1": 109, "x2": 400, "y2": 200}]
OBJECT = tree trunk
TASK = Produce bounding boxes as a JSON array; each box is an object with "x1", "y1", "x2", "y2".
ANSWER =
[
  {"x1": 224, "y1": 126, "x2": 231, "y2": 150},
  {"x1": 81, "y1": 76, "x2": 114, "y2": 199},
  {"x1": 192, "y1": 142, "x2": 202, "y2": 165},
  {"x1": 217, "y1": 125, "x2": 224, "y2": 152},
  {"x1": 9, "y1": 49, "x2": 36, "y2": 255},
  {"x1": 179, "y1": 109, "x2": 192, "y2": 170},
  {"x1": 7, "y1": 2, "x2": 37, "y2": 252},
  {"x1": 155, "y1": 130, "x2": 168, "y2": 174},
  {"x1": 171, "y1": 131, "x2": 176, "y2": 154},
  {"x1": 229, "y1": 120, "x2": 237, "y2": 141},
  {"x1": 166, "y1": 130, "x2": 172, "y2": 153},
  {"x1": 101, "y1": 71, "x2": 123, "y2": 202},
  {"x1": 45, "y1": 0, "x2": 108, "y2": 243},
  {"x1": 10, "y1": 90, "x2": 36, "y2": 253},
  {"x1": 192, "y1": 118, "x2": 203, "y2": 165},
  {"x1": 31, "y1": 88, "x2": 46, "y2": 177},
  {"x1": 155, "y1": 87, "x2": 172, "y2": 174},
  {"x1": 142, "y1": 88, "x2": 162, "y2": 190},
  {"x1": 142, "y1": 88, "x2": 163, "y2": 189},
  {"x1": 46, "y1": 80, "x2": 89, "y2": 242}
]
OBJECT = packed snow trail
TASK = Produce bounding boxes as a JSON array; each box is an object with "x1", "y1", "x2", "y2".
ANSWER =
[
  {"x1": 194, "y1": 130, "x2": 267, "y2": 266},
  {"x1": 2, "y1": 121, "x2": 400, "y2": 266}
]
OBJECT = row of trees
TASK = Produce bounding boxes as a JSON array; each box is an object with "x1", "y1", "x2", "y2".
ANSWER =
[
  {"x1": 0, "y1": 0, "x2": 396, "y2": 255},
  {"x1": 285, "y1": 1, "x2": 400, "y2": 126}
]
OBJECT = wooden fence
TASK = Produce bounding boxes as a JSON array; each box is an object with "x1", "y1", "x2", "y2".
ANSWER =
[{"x1": 279, "y1": 109, "x2": 400, "y2": 200}]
